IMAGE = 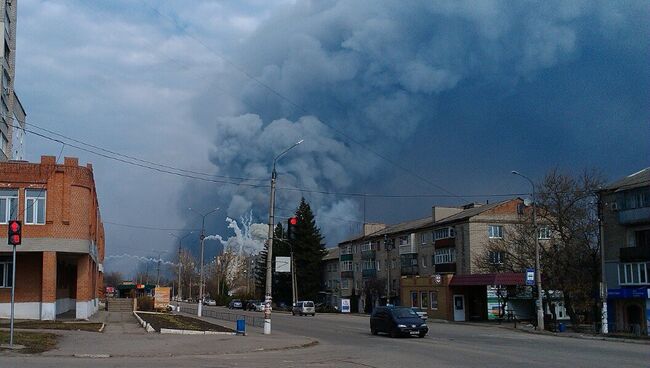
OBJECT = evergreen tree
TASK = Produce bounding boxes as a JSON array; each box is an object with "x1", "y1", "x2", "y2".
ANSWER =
[{"x1": 292, "y1": 198, "x2": 327, "y2": 301}]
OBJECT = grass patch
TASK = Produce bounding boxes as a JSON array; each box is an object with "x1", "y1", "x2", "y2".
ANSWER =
[
  {"x1": 0, "y1": 330, "x2": 58, "y2": 354},
  {"x1": 136, "y1": 313, "x2": 234, "y2": 333},
  {"x1": 0, "y1": 320, "x2": 103, "y2": 332}
]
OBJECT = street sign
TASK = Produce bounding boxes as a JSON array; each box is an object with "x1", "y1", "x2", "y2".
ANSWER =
[
  {"x1": 526, "y1": 268, "x2": 535, "y2": 286},
  {"x1": 275, "y1": 256, "x2": 291, "y2": 273},
  {"x1": 433, "y1": 274, "x2": 442, "y2": 284},
  {"x1": 341, "y1": 298, "x2": 351, "y2": 313}
]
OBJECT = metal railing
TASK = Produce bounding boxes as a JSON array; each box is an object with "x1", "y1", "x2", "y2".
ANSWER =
[{"x1": 178, "y1": 304, "x2": 265, "y2": 328}]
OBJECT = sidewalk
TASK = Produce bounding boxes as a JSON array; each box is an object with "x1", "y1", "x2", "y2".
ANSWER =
[
  {"x1": 432, "y1": 319, "x2": 650, "y2": 345},
  {"x1": 2, "y1": 310, "x2": 317, "y2": 358}
]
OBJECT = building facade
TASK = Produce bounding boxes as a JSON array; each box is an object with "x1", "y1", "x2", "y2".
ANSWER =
[
  {"x1": 600, "y1": 168, "x2": 650, "y2": 336},
  {"x1": 320, "y1": 247, "x2": 340, "y2": 308},
  {"x1": 0, "y1": 155, "x2": 105, "y2": 320},
  {"x1": 339, "y1": 198, "x2": 545, "y2": 321},
  {"x1": 0, "y1": 0, "x2": 26, "y2": 161}
]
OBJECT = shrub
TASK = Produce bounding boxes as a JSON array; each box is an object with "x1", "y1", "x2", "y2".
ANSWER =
[{"x1": 137, "y1": 296, "x2": 154, "y2": 311}]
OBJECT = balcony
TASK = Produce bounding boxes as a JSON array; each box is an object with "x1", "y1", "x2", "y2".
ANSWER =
[
  {"x1": 401, "y1": 265, "x2": 419, "y2": 276},
  {"x1": 361, "y1": 250, "x2": 376, "y2": 259},
  {"x1": 362, "y1": 269, "x2": 377, "y2": 278},
  {"x1": 339, "y1": 254, "x2": 353, "y2": 261},
  {"x1": 620, "y1": 246, "x2": 650, "y2": 262},
  {"x1": 399, "y1": 244, "x2": 417, "y2": 255},
  {"x1": 340, "y1": 271, "x2": 354, "y2": 279},
  {"x1": 434, "y1": 238, "x2": 455, "y2": 248},
  {"x1": 434, "y1": 263, "x2": 456, "y2": 274},
  {"x1": 618, "y1": 207, "x2": 650, "y2": 225}
]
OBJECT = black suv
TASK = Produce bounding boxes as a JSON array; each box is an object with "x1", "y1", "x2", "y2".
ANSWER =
[{"x1": 370, "y1": 306, "x2": 428, "y2": 338}]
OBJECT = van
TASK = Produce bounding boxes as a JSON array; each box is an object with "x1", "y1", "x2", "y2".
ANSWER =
[{"x1": 292, "y1": 301, "x2": 316, "y2": 316}]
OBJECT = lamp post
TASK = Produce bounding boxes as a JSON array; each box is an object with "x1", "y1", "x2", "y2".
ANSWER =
[
  {"x1": 265, "y1": 139, "x2": 304, "y2": 335},
  {"x1": 170, "y1": 232, "x2": 193, "y2": 301},
  {"x1": 189, "y1": 207, "x2": 219, "y2": 317},
  {"x1": 512, "y1": 170, "x2": 544, "y2": 331}
]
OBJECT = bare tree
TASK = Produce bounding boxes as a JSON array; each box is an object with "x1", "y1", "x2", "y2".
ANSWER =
[
  {"x1": 104, "y1": 271, "x2": 123, "y2": 287},
  {"x1": 475, "y1": 169, "x2": 604, "y2": 328}
]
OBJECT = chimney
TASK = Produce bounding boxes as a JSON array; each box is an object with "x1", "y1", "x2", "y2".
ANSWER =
[
  {"x1": 432, "y1": 206, "x2": 463, "y2": 222},
  {"x1": 64, "y1": 157, "x2": 79, "y2": 167},
  {"x1": 363, "y1": 223, "x2": 387, "y2": 236},
  {"x1": 40, "y1": 155, "x2": 56, "y2": 165}
]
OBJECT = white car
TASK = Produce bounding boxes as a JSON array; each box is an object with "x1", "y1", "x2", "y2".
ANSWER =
[{"x1": 203, "y1": 299, "x2": 217, "y2": 306}]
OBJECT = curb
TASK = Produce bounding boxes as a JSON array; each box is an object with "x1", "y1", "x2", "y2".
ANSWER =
[
  {"x1": 133, "y1": 312, "x2": 155, "y2": 333},
  {"x1": 73, "y1": 353, "x2": 111, "y2": 358},
  {"x1": 160, "y1": 328, "x2": 236, "y2": 335},
  {"x1": 98, "y1": 323, "x2": 105, "y2": 333}
]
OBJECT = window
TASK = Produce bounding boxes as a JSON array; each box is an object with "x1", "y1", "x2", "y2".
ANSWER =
[
  {"x1": 341, "y1": 279, "x2": 350, "y2": 289},
  {"x1": 25, "y1": 189, "x2": 46, "y2": 224},
  {"x1": 421, "y1": 292, "x2": 429, "y2": 309},
  {"x1": 411, "y1": 291, "x2": 418, "y2": 307},
  {"x1": 489, "y1": 251, "x2": 505, "y2": 265},
  {"x1": 635, "y1": 229, "x2": 650, "y2": 248},
  {"x1": 434, "y1": 248, "x2": 456, "y2": 264},
  {"x1": 398, "y1": 236, "x2": 409, "y2": 246},
  {"x1": 420, "y1": 232, "x2": 430, "y2": 245},
  {"x1": 538, "y1": 226, "x2": 551, "y2": 240},
  {"x1": 354, "y1": 262, "x2": 359, "y2": 272},
  {"x1": 391, "y1": 259, "x2": 396, "y2": 269},
  {"x1": 421, "y1": 256, "x2": 427, "y2": 268},
  {"x1": 618, "y1": 262, "x2": 650, "y2": 285},
  {"x1": 361, "y1": 242, "x2": 372, "y2": 252},
  {"x1": 0, "y1": 188, "x2": 18, "y2": 223},
  {"x1": 433, "y1": 227, "x2": 455, "y2": 240},
  {"x1": 362, "y1": 260, "x2": 375, "y2": 270},
  {"x1": 0, "y1": 258, "x2": 12, "y2": 288},
  {"x1": 488, "y1": 225, "x2": 503, "y2": 239},
  {"x1": 430, "y1": 291, "x2": 438, "y2": 310},
  {"x1": 340, "y1": 261, "x2": 353, "y2": 272},
  {"x1": 376, "y1": 260, "x2": 381, "y2": 271},
  {"x1": 341, "y1": 245, "x2": 352, "y2": 255}
]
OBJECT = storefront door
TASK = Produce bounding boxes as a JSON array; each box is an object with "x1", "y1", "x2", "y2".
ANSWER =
[{"x1": 453, "y1": 294, "x2": 465, "y2": 321}]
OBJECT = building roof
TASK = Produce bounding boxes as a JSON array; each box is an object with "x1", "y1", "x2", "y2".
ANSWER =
[
  {"x1": 604, "y1": 168, "x2": 650, "y2": 192},
  {"x1": 433, "y1": 199, "x2": 511, "y2": 226},
  {"x1": 322, "y1": 247, "x2": 339, "y2": 261},
  {"x1": 449, "y1": 273, "x2": 525, "y2": 286}
]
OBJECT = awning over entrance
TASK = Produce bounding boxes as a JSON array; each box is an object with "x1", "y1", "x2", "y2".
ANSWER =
[{"x1": 449, "y1": 273, "x2": 525, "y2": 286}]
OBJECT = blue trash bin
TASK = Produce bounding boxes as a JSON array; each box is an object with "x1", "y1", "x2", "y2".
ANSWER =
[
  {"x1": 557, "y1": 323, "x2": 565, "y2": 332},
  {"x1": 236, "y1": 319, "x2": 246, "y2": 334}
]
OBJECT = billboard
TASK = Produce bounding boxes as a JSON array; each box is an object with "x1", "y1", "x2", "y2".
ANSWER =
[{"x1": 154, "y1": 287, "x2": 171, "y2": 309}]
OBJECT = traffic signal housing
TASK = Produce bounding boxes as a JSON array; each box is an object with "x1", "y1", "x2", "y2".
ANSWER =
[
  {"x1": 8, "y1": 220, "x2": 21, "y2": 246},
  {"x1": 287, "y1": 217, "x2": 298, "y2": 241}
]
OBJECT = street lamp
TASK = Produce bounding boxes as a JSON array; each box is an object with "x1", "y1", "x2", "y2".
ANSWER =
[
  {"x1": 265, "y1": 139, "x2": 304, "y2": 335},
  {"x1": 189, "y1": 207, "x2": 219, "y2": 317},
  {"x1": 170, "y1": 231, "x2": 193, "y2": 301},
  {"x1": 512, "y1": 170, "x2": 544, "y2": 331}
]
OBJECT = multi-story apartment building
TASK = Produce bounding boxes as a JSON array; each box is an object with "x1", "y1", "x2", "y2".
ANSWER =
[
  {"x1": 339, "y1": 198, "x2": 540, "y2": 321},
  {"x1": 321, "y1": 247, "x2": 340, "y2": 307},
  {"x1": 599, "y1": 168, "x2": 650, "y2": 336},
  {"x1": 0, "y1": 0, "x2": 26, "y2": 161},
  {"x1": 0, "y1": 155, "x2": 105, "y2": 320}
]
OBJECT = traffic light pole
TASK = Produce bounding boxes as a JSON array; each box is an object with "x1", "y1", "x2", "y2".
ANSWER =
[{"x1": 9, "y1": 244, "x2": 16, "y2": 347}]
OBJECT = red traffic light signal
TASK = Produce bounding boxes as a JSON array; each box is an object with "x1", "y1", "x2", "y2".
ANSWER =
[
  {"x1": 287, "y1": 217, "x2": 298, "y2": 241},
  {"x1": 7, "y1": 220, "x2": 21, "y2": 246}
]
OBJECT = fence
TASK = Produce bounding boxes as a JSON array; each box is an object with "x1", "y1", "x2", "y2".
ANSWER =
[{"x1": 179, "y1": 304, "x2": 265, "y2": 328}]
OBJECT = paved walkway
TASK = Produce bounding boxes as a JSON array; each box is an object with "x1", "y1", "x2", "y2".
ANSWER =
[{"x1": 1, "y1": 311, "x2": 317, "y2": 358}]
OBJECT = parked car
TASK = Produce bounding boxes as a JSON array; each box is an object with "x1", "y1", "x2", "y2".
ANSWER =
[
  {"x1": 254, "y1": 301, "x2": 265, "y2": 312},
  {"x1": 244, "y1": 300, "x2": 260, "y2": 311},
  {"x1": 370, "y1": 306, "x2": 428, "y2": 338},
  {"x1": 292, "y1": 301, "x2": 316, "y2": 316},
  {"x1": 411, "y1": 307, "x2": 428, "y2": 320},
  {"x1": 203, "y1": 299, "x2": 216, "y2": 306},
  {"x1": 228, "y1": 299, "x2": 243, "y2": 309}
]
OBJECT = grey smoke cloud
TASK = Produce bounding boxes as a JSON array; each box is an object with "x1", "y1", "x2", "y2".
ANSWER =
[{"x1": 183, "y1": 0, "x2": 647, "y2": 245}]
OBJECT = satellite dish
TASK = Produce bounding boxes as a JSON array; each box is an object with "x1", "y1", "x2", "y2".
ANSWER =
[{"x1": 523, "y1": 198, "x2": 533, "y2": 206}]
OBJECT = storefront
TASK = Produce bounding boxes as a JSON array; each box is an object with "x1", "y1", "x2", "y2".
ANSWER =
[
  {"x1": 400, "y1": 274, "x2": 453, "y2": 320},
  {"x1": 449, "y1": 273, "x2": 528, "y2": 322},
  {"x1": 607, "y1": 287, "x2": 650, "y2": 336}
]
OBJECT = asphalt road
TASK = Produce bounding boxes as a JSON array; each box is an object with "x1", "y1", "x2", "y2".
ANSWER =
[
  {"x1": 3, "y1": 304, "x2": 649, "y2": 367},
  {"x1": 205, "y1": 306, "x2": 649, "y2": 368}
]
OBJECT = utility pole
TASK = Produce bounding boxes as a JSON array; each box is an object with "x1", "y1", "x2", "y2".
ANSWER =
[
  {"x1": 512, "y1": 171, "x2": 544, "y2": 331},
  {"x1": 265, "y1": 139, "x2": 303, "y2": 335},
  {"x1": 385, "y1": 234, "x2": 391, "y2": 305},
  {"x1": 598, "y1": 194, "x2": 608, "y2": 334},
  {"x1": 189, "y1": 208, "x2": 219, "y2": 317}
]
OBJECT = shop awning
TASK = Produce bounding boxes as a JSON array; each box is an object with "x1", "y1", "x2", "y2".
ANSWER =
[{"x1": 449, "y1": 273, "x2": 525, "y2": 286}]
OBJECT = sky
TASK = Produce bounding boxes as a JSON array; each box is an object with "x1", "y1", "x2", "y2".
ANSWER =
[{"x1": 15, "y1": 0, "x2": 649, "y2": 277}]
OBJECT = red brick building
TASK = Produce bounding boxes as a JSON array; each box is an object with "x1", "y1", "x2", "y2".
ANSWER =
[{"x1": 0, "y1": 155, "x2": 104, "y2": 320}]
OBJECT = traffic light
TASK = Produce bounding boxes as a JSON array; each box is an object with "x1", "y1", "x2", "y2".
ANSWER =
[
  {"x1": 287, "y1": 217, "x2": 298, "y2": 241},
  {"x1": 7, "y1": 220, "x2": 21, "y2": 246}
]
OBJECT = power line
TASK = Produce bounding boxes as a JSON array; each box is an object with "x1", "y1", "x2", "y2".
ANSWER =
[{"x1": 103, "y1": 221, "x2": 200, "y2": 232}]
